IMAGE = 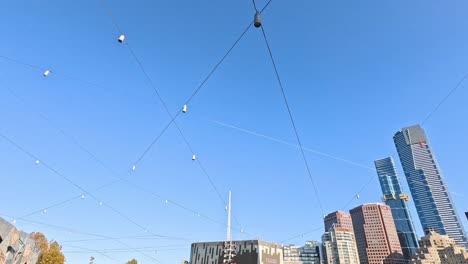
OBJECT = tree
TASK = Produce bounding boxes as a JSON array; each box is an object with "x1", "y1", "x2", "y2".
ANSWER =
[
  {"x1": 30, "y1": 232, "x2": 65, "y2": 264},
  {"x1": 30, "y1": 232, "x2": 48, "y2": 252},
  {"x1": 126, "y1": 259, "x2": 138, "y2": 264}
]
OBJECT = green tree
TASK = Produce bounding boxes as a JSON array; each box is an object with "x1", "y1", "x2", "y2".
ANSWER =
[
  {"x1": 126, "y1": 259, "x2": 138, "y2": 264},
  {"x1": 30, "y1": 232, "x2": 65, "y2": 264}
]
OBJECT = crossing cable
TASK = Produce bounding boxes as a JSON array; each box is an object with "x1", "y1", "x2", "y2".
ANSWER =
[
  {"x1": 3, "y1": 0, "x2": 266, "y2": 239},
  {"x1": 60, "y1": 245, "x2": 117, "y2": 263},
  {"x1": 0, "y1": 133, "x2": 181, "y2": 263},
  {"x1": 2, "y1": 69, "x2": 250, "y2": 235},
  {"x1": 98, "y1": 0, "x2": 275, "y2": 226},
  {"x1": 258, "y1": 24, "x2": 325, "y2": 216},
  {"x1": 98, "y1": 0, "x2": 251, "y2": 209},
  {"x1": 0, "y1": 213, "x2": 169, "y2": 264}
]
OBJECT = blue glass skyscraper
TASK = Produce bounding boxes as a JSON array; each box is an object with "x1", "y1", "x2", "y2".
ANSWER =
[
  {"x1": 394, "y1": 125, "x2": 467, "y2": 247},
  {"x1": 374, "y1": 157, "x2": 419, "y2": 260}
]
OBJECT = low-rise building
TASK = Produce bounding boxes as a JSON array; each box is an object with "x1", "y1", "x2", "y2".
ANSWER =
[
  {"x1": 283, "y1": 241, "x2": 321, "y2": 264},
  {"x1": 411, "y1": 229, "x2": 468, "y2": 264},
  {"x1": 190, "y1": 240, "x2": 283, "y2": 264}
]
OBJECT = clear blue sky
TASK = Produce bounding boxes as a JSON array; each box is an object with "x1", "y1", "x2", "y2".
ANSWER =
[{"x1": 1, "y1": 0, "x2": 468, "y2": 263}]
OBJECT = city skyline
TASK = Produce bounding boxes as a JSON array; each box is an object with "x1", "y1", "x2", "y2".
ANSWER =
[{"x1": 2, "y1": 0, "x2": 468, "y2": 263}]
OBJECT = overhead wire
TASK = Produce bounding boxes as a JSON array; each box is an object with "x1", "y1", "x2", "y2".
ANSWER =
[
  {"x1": 209, "y1": 119, "x2": 376, "y2": 171},
  {"x1": 0, "y1": 133, "x2": 180, "y2": 263},
  {"x1": 422, "y1": 71, "x2": 468, "y2": 125},
  {"x1": 97, "y1": 0, "x2": 277, "y2": 231},
  {"x1": 59, "y1": 245, "x2": 117, "y2": 263},
  {"x1": 278, "y1": 226, "x2": 323, "y2": 244},
  {"x1": 258, "y1": 24, "x2": 325, "y2": 216},
  {"x1": 0, "y1": 213, "x2": 176, "y2": 263},
  {"x1": 1, "y1": 63, "x2": 257, "y2": 237}
]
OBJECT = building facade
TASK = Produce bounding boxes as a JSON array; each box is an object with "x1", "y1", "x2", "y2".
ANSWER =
[
  {"x1": 374, "y1": 157, "x2": 419, "y2": 260},
  {"x1": 190, "y1": 240, "x2": 283, "y2": 264},
  {"x1": 0, "y1": 218, "x2": 40, "y2": 264},
  {"x1": 322, "y1": 211, "x2": 360, "y2": 264},
  {"x1": 350, "y1": 204, "x2": 405, "y2": 264},
  {"x1": 411, "y1": 229, "x2": 468, "y2": 264},
  {"x1": 322, "y1": 228, "x2": 360, "y2": 264},
  {"x1": 394, "y1": 125, "x2": 467, "y2": 246},
  {"x1": 283, "y1": 241, "x2": 321, "y2": 264},
  {"x1": 324, "y1": 211, "x2": 354, "y2": 232}
]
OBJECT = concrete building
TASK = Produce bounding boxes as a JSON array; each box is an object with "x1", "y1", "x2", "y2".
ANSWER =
[
  {"x1": 283, "y1": 241, "x2": 321, "y2": 264},
  {"x1": 322, "y1": 211, "x2": 360, "y2": 264},
  {"x1": 394, "y1": 125, "x2": 467, "y2": 246},
  {"x1": 374, "y1": 157, "x2": 419, "y2": 260},
  {"x1": 350, "y1": 203, "x2": 405, "y2": 264},
  {"x1": 190, "y1": 240, "x2": 283, "y2": 264},
  {"x1": 0, "y1": 217, "x2": 40, "y2": 264},
  {"x1": 411, "y1": 228, "x2": 468, "y2": 264}
]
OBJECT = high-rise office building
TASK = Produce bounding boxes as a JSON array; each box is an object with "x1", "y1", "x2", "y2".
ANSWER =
[
  {"x1": 374, "y1": 157, "x2": 419, "y2": 260},
  {"x1": 324, "y1": 211, "x2": 355, "y2": 232},
  {"x1": 394, "y1": 125, "x2": 467, "y2": 246},
  {"x1": 350, "y1": 203, "x2": 405, "y2": 264},
  {"x1": 322, "y1": 211, "x2": 360, "y2": 264}
]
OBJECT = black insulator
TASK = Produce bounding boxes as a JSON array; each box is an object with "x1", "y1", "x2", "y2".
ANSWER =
[{"x1": 254, "y1": 12, "x2": 261, "y2": 28}]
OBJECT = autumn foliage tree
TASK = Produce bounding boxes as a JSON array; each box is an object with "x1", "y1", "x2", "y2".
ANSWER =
[
  {"x1": 30, "y1": 232, "x2": 65, "y2": 264},
  {"x1": 126, "y1": 259, "x2": 138, "y2": 264}
]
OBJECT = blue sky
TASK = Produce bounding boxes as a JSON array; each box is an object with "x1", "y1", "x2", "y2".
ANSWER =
[{"x1": 1, "y1": 0, "x2": 468, "y2": 263}]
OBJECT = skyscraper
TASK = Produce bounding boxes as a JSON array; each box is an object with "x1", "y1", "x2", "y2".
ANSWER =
[
  {"x1": 322, "y1": 211, "x2": 360, "y2": 264},
  {"x1": 374, "y1": 157, "x2": 419, "y2": 260},
  {"x1": 324, "y1": 211, "x2": 355, "y2": 232},
  {"x1": 350, "y1": 203, "x2": 405, "y2": 264},
  {"x1": 394, "y1": 125, "x2": 467, "y2": 247}
]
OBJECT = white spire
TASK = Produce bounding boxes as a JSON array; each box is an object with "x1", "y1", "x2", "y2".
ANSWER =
[{"x1": 227, "y1": 190, "x2": 232, "y2": 242}]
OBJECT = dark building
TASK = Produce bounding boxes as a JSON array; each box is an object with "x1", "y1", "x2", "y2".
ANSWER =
[
  {"x1": 394, "y1": 125, "x2": 467, "y2": 247},
  {"x1": 374, "y1": 157, "x2": 419, "y2": 260},
  {"x1": 190, "y1": 240, "x2": 283, "y2": 264}
]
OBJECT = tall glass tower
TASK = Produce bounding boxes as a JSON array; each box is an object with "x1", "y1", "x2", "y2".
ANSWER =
[
  {"x1": 374, "y1": 157, "x2": 419, "y2": 260},
  {"x1": 393, "y1": 125, "x2": 467, "y2": 247}
]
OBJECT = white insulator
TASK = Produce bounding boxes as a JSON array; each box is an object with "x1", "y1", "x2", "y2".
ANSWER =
[
  {"x1": 43, "y1": 209, "x2": 47, "y2": 214},
  {"x1": 35, "y1": 160, "x2": 40, "y2": 165},
  {"x1": 192, "y1": 154, "x2": 196, "y2": 161},
  {"x1": 118, "y1": 34, "x2": 125, "y2": 43},
  {"x1": 81, "y1": 195, "x2": 85, "y2": 199},
  {"x1": 132, "y1": 165, "x2": 136, "y2": 171},
  {"x1": 43, "y1": 70, "x2": 50, "y2": 77},
  {"x1": 182, "y1": 104, "x2": 187, "y2": 113}
]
